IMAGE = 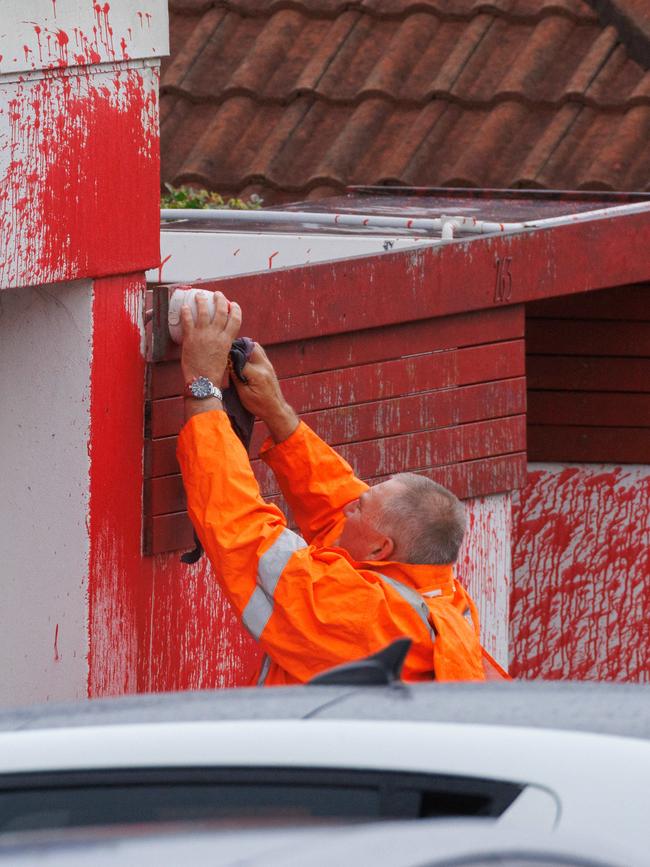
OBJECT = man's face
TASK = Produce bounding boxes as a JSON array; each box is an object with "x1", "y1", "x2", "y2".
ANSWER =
[{"x1": 335, "y1": 478, "x2": 404, "y2": 561}]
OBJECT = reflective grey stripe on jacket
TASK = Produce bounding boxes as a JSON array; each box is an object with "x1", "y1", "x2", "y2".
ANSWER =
[
  {"x1": 242, "y1": 528, "x2": 307, "y2": 641},
  {"x1": 257, "y1": 654, "x2": 272, "y2": 686},
  {"x1": 378, "y1": 573, "x2": 437, "y2": 643}
]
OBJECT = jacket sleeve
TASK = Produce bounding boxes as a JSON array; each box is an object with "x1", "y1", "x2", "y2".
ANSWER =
[
  {"x1": 177, "y1": 411, "x2": 433, "y2": 682},
  {"x1": 260, "y1": 421, "x2": 367, "y2": 546}
]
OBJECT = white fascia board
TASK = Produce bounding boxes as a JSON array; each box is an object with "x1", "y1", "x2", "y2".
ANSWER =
[
  {"x1": 0, "y1": 0, "x2": 169, "y2": 76},
  {"x1": 148, "y1": 230, "x2": 439, "y2": 283}
]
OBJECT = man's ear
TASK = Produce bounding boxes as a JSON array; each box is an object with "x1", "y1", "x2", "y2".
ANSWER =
[{"x1": 372, "y1": 536, "x2": 395, "y2": 561}]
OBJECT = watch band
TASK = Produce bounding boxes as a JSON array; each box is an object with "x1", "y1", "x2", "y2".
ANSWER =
[{"x1": 185, "y1": 376, "x2": 223, "y2": 401}]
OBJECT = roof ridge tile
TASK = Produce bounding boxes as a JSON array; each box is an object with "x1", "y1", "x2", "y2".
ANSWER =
[{"x1": 170, "y1": 0, "x2": 598, "y2": 24}]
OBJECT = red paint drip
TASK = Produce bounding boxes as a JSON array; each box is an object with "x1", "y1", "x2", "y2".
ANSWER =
[
  {"x1": 51, "y1": 0, "x2": 57, "y2": 17},
  {"x1": 268, "y1": 251, "x2": 279, "y2": 268},
  {"x1": 157, "y1": 253, "x2": 172, "y2": 282},
  {"x1": 54, "y1": 623, "x2": 60, "y2": 661},
  {"x1": 55, "y1": 29, "x2": 69, "y2": 67},
  {"x1": 406, "y1": 219, "x2": 413, "y2": 228},
  {"x1": 33, "y1": 26, "x2": 44, "y2": 63}
]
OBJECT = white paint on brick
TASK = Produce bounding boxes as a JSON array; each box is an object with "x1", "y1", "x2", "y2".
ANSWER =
[{"x1": 0, "y1": 280, "x2": 93, "y2": 707}]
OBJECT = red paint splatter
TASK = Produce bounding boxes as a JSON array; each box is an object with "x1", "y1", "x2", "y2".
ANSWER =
[
  {"x1": 0, "y1": 68, "x2": 160, "y2": 287},
  {"x1": 511, "y1": 466, "x2": 650, "y2": 682},
  {"x1": 233, "y1": 248, "x2": 240, "y2": 256},
  {"x1": 268, "y1": 251, "x2": 279, "y2": 268},
  {"x1": 54, "y1": 623, "x2": 60, "y2": 661}
]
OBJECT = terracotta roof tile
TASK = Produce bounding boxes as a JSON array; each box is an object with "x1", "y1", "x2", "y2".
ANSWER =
[{"x1": 161, "y1": 0, "x2": 650, "y2": 198}]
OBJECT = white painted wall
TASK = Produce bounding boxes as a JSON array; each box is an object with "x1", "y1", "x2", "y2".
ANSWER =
[
  {"x1": 0, "y1": 280, "x2": 93, "y2": 707},
  {"x1": 0, "y1": 0, "x2": 169, "y2": 75},
  {"x1": 460, "y1": 494, "x2": 511, "y2": 669}
]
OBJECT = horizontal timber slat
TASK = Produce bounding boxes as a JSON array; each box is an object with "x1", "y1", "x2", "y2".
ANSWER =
[
  {"x1": 527, "y1": 356, "x2": 650, "y2": 393},
  {"x1": 145, "y1": 451, "x2": 527, "y2": 555},
  {"x1": 527, "y1": 319, "x2": 650, "y2": 357},
  {"x1": 526, "y1": 284, "x2": 650, "y2": 321},
  {"x1": 146, "y1": 378, "x2": 527, "y2": 478},
  {"x1": 528, "y1": 426, "x2": 650, "y2": 463},
  {"x1": 155, "y1": 305, "x2": 524, "y2": 372},
  {"x1": 149, "y1": 340, "x2": 525, "y2": 439},
  {"x1": 527, "y1": 391, "x2": 650, "y2": 427},
  {"x1": 146, "y1": 415, "x2": 526, "y2": 516}
]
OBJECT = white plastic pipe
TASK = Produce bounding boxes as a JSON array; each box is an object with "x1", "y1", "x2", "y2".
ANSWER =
[{"x1": 160, "y1": 200, "x2": 650, "y2": 237}]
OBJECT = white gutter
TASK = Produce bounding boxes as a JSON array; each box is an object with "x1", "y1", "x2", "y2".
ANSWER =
[{"x1": 161, "y1": 201, "x2": 650, "y2": 239}]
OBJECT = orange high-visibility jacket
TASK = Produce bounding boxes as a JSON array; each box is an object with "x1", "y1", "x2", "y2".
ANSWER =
[{"x1": 178, "y1": 411, "x2": 493, "y2": 685}]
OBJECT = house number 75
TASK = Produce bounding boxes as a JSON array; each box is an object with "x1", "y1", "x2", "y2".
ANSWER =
[{"x1": 494, "y1": 256, "x2": 513, "y2": 303}]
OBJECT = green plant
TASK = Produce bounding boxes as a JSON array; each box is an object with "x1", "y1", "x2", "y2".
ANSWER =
[{"x1": 161, "y1": 184, "x2": 263, "y2": 210}]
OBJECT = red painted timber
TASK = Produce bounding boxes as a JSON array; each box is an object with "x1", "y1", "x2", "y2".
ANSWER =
[
  {"x1": 146, "y1": 451, "x2": 527, "y2": 555},
  {"x1": 146, "y1": 415, "x2": 525, "y2": 517},
  {"x1": 528, "y1": 426, "x2": 650, "y2": 463},
  {"x1": 169, "y1": 210, "x2": 650, "y2": 346},
  {"x1": 527, "y1": 391, "x2": 650, "y2": 427},
  {"x1": 527, "y1": 320, "x2": 650, "y2": 357},
  {"x1": 157, "y1": 305, "x2": 524, "y2": 370},
  {"x1": 251, "y1": 377, "x2": 527, "y2": 453},
  {"x1": 527, "y1": 356, "x2": 650, "y2": 393},
  {"x1": 145, "y1": 377, "x2": 526, "y2": 478},
  {"x1": 150, "y1": 341, "x2": 525, "y2": 439},
  {"x1": 146, "y1": 378, "x2": 527, "y2": 479},
  {"x1": 526, "y1": 284, "x2": 650, "y2": 321}
]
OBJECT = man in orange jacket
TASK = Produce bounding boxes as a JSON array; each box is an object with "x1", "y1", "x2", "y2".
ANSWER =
[{"x1": 178, "y1": 291, "x2": 502, "y2": 686}]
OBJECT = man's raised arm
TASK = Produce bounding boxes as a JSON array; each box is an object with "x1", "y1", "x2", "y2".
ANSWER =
[{"x1": 234, "y1": 345, "x2": 367, "y2": 547}]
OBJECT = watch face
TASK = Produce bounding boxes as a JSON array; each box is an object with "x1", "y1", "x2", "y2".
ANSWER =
[{"x1": 190, "y1": 376, "x2": 213, "y2": 399}]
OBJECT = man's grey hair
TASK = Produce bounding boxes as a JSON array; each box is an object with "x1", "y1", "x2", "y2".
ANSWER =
[{"x1": 379, "y1": 473, "x2": 466, "y2": 565}]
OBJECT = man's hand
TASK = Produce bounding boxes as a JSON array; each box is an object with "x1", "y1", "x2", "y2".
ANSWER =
[
  {"x1": 234, "y1": 344, "x2": 299, "y2": 443},
  {"x1": 180, "y1": 291, "x2": 241, "y2": 386}
]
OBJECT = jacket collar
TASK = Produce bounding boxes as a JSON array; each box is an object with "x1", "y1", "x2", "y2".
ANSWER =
[{"x1": 359, "y1": 559, "x2": 456, "y2": 598}]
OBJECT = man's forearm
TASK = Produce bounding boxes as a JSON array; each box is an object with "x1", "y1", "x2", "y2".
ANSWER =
[
  {"x1": 184, "y1": 395, "x2": 224, "y2": 422},
  {"x1": 263, "y1": 401, "x2": 300, "y2": 444}
]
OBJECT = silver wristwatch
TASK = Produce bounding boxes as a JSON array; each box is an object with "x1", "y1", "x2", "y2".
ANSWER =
[{"x1": 185, "y1": 376, "x2": 223, "y2": 401}]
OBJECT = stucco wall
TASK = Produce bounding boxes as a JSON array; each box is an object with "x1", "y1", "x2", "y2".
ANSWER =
[{"x1": 0, "y1": 281, "x2": 93, "y2": 707}]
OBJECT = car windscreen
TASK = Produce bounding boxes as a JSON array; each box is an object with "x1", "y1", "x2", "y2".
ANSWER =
[{"x1": 0, "y1": 768, "x2": 522, "y2": 833}]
